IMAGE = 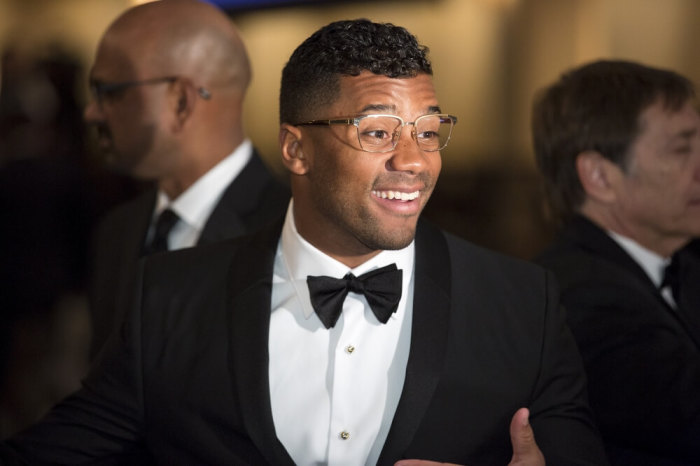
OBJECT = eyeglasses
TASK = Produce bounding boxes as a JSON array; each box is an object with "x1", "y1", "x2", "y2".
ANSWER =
[
  {"x1": 295, "y1": 113, "x2": 457, "y2": 153},
  {"x1": 89, "y1": 76, "x2": 211, "y2": 107}
]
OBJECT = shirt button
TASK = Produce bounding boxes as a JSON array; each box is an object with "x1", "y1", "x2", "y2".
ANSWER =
[
  {"x1": 340, "y1": 431, "x2": 350, "y2": 440},
  {"x1": 345, "y1": 345, "x2": 355, "y2": 354}
]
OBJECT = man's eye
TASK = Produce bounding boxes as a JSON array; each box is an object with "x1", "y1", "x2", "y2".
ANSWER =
[
  {"x1": 362, "y1": 129, "x2": 391, "y2": 140},
  {"x1": 91, "y1": 82, "x2": 129, "y2": 101},
  {"x1": 417, "y1": 130, "x2": 439, "y2": 140},
  {"x1": 102, "y1": 86, "x2": 128, "y2": 99}
]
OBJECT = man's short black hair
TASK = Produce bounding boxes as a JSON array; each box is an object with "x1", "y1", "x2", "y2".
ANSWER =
[{"x1": 279, "y1": 19, "x2": 432, "y2": 124}]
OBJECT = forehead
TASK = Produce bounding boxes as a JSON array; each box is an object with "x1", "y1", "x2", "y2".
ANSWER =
[
  {"x1": 90, "y1": 30, "x2": 148, "y2": 80},
  {"x1": 331, "y1": 72, "x2": 439, "y2": 116},
  {"x1": 636, "y1": 99, "x2": 699, "y2": 140}
]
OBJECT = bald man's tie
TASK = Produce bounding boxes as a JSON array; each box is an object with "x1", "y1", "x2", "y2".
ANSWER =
[{"x1": 143, "y1": 209, "x2": 179, "y2": 255}]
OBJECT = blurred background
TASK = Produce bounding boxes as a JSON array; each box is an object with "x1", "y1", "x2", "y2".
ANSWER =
[{"x1": 1, "y1": 0, "x2": 700, "y2": 439}]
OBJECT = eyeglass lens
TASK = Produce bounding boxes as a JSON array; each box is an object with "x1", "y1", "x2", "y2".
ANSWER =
[
  {"x1": 90, "y1": 77, "x2": 179, "y2": 107},
  {"x1": 357, "y1": 115, "x2": 453, "y2": 152}
]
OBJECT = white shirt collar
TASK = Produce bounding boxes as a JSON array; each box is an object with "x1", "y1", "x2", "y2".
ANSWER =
[
  {"x1": 279, "y1": 200, "x2": 415, "y2": 320},
  {"x1": 154, "y1": 139, "x2": 253, "y2": 231},
  {"x1": 608, "y1": 230, "x2": 670, "y2": 288}
]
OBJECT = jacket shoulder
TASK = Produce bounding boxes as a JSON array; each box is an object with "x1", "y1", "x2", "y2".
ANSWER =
[
  {"x1": 444, "y1": 231, "x2": 549, "y2": 284},
  {"x1": 141, "y1": 236, "x2": 246, "y2": 288}
]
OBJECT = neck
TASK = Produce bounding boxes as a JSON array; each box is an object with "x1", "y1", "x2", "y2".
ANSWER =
[
  {"x1": 158, "y1": 156, "x2": 220, "y2": 200},
  {"x1": 158, "y1": 138, "x2": 242, "y2": 200}
]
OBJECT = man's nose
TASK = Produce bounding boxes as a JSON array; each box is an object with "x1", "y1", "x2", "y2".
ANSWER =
[
  {"x1": 83, "y1": 97, "x2": 103, "y2": 123},
  {"x1": 386, "y1": 126, "x2": 429, "y2": 173}
]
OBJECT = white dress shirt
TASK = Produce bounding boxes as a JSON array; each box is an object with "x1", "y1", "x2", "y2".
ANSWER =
[
  {"x1": 608, "y1": 231, "x2": 675, "y2": 307},
  {"x1": 147, "y1": 139, "x2": 253, "y2": 250},
  {"x1": 269, "y1": 201, "x2": 415, "y2": 465}
]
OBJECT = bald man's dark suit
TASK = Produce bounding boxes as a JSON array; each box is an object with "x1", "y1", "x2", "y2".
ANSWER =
[
  {"x1": 536, "y1": 216, "x2": 700, "y2": 465},
  {"x1": 89, "y1": 150, "x2": 289, "y2": 357},
  {"x1": 3, "y1": 219, "x2": 607, "y2": 465}
]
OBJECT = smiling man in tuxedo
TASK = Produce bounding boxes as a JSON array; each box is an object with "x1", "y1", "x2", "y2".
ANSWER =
[{"x1": 1, "y1": 19, "x2": 606, "y2": 465}]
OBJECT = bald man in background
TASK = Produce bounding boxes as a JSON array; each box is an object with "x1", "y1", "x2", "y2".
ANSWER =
[{"x1": 86, "y1": 0, "x2": 289, "y2": 357}]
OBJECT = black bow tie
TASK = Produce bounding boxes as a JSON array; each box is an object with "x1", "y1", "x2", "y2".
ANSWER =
[{"x1": 307, "y1": 264, "x2": 403, "y2": 329}]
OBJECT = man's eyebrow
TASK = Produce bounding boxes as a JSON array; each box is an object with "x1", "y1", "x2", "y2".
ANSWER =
[
  {"x1": 358, "y1": 104, "x2": 396, "y2": 114},
  {"x1": 672, "y1": 127, "x2": 698, "y2": 141},
  {"x1": 88, "y1": 75, "x2": 106, "y2": 86},
  {"x1": 356, "y1": 104, "x2": 443, "y2": 114}
]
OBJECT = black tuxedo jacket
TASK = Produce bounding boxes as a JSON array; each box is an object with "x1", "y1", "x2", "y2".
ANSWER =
[
  {"x1": 88, "y1": 150, "x2": 290, "y2": 357},
  {"x1": 536, "y1": 216, "x2": 700, "y2": 465},
  {"x1": 4, "y1": 220, "x2": 607, "y2": 465}
]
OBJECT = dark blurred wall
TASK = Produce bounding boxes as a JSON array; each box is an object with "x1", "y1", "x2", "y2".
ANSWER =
[{"x1": 0, "y1": 45, "x2": 145, "y2": 438}]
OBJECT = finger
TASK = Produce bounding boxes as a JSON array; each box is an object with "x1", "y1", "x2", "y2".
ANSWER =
[{"x1": 509, "y1": 407, "x2": 545, "y2": 465}]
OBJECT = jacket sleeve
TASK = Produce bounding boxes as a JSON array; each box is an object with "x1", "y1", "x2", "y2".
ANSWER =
[
  {"x1": 528, "y1": 270, "x2": 610, "y2": 466},
  {"x1": 561, "y1": 277, "x2": 700, "y2": 463}
]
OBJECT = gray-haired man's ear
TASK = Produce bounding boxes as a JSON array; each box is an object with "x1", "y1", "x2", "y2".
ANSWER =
[{"x1": 576, "y1": 150, "x2": 620, "y2": 204}]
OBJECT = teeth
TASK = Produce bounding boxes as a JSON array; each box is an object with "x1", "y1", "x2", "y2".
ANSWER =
[{"x1": 372, "y1": 190, "x2": 419, "y2": 201}]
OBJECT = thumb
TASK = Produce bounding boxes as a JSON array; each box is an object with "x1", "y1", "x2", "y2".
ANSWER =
[{"x1": 508, "y1": 408, "x2": 545, "y2": 466}]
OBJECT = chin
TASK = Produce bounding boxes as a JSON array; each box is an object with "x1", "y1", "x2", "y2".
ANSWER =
[{"x1": 361, "y1": 226, "x2": 417, "y2": 251}]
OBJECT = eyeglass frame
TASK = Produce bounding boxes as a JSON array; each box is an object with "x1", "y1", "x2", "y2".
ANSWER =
[
  {"x1": 89, "y1": 76, "x2": 211, "y2": 108},
  {"x1": 294, "y1": 113, "x2": 458, "y2": 153}
]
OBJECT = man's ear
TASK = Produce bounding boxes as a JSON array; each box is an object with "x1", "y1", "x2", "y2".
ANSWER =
[
  {"x1": 280, "y1": 123, "x2": 309, "y2": 175},
  {"x1": 169, "y1": 78, "x2": 198, "y2": 131},
  {"x1": 575, "y1": 150, "x2": 620, "y2": 203}
]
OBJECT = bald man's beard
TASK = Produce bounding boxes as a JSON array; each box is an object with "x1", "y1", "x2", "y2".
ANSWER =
[
  {"x1": 92, "y1": 122, "x2": 157, "y2": 180},
  {"x1": 94, "y1": 124, "x2": 117, "y2": 164}
]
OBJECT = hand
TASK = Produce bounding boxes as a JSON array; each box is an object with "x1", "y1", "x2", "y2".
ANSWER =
[
  {"x1": 508, "y1": 407, "x2": 545, "y2": 466},
  {"x1": 394, "y1": 408, "x2": 545, "y2": 466}
]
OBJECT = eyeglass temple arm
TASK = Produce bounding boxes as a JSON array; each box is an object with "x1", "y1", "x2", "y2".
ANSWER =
[{"x1": 295, "y1": 118, "x2": 356, "y2": 126}]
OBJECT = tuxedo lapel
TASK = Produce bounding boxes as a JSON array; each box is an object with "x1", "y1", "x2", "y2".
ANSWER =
[
  {"x1": 568, "y1": 216, "x2": 657, "y2": 290},
  {"x1": 568, "y1": 216, "x2": 700, "y2": 347},
  {"x1": 567, "y1": 216, "x2": 674, "y2": 308},
  {"x1": 378, "y1": 220, "x2": 452, "y2": 464},
  {"x1": 112, "y1": 190, "x2": 156, "y2": 322},
  {"x1": 124, "y1": 189, "x2": 157, "y2": 259},
  {"x1": 226, "y1": 220, "x2": 295, "y2": 465},
  {"x1": 676, "y1": 246, "x2": 700, "y2": 347},
  {"x1": 89, "y1": 188, "x2": 156, "y2": 358}
]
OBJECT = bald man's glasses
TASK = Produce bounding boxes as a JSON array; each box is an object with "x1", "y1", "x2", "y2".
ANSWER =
[
  {"x1": 295, "y1": 113, "x2": 457, "y2": 153},
  {"x1": 89, "y1": 76, "x2": 211, "y2": 107}
]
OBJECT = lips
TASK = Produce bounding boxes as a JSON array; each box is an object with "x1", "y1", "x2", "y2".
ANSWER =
[{"x1": 95, "y1": 125, "x2": 113, "y2": 150}]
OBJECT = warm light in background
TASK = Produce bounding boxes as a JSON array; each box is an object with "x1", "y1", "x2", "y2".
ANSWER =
[{"x1": 2, "y1": 0, "x2": 700, "y2": 170}]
